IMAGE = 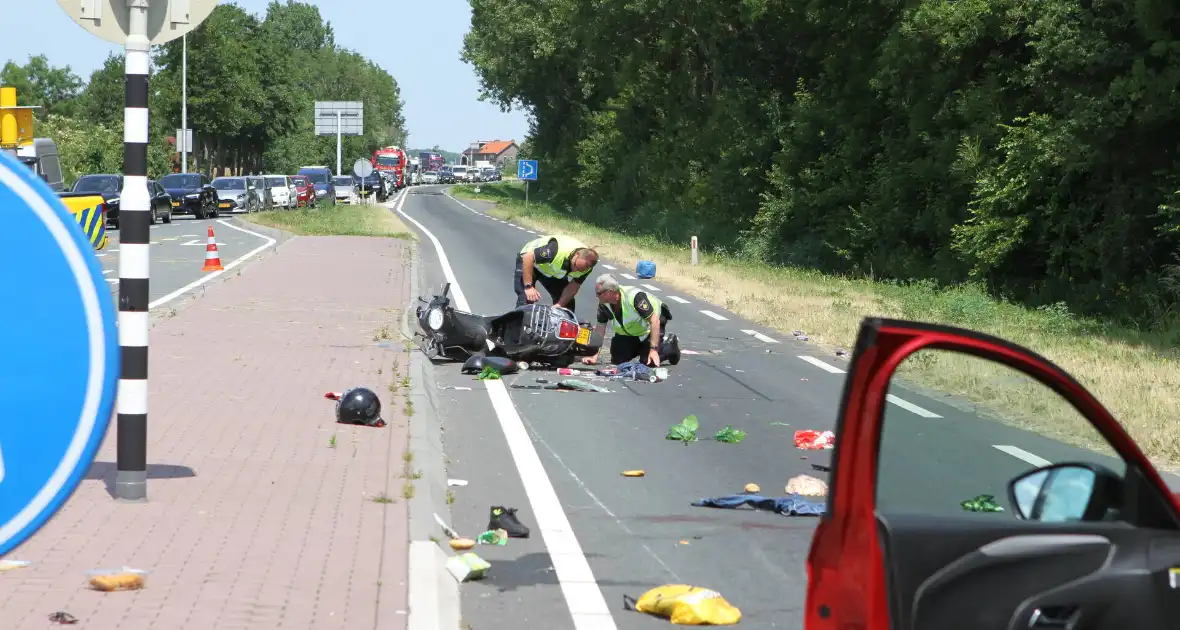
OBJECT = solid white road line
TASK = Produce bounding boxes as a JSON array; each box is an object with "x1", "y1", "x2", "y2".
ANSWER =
[
  {"x1": 621, "y1": 273, "x2": 636, "y2": 280},
  {"x1": 741, "y1": 329, "x2": 779, "y2": 344},
  {"x1": 885, "y1": 394, "x2": 942, "y2": 418},
  {"x1": 146, "y1": 219, "x2": 277, "y2": 310},
  {"x1": 992, "y1": 445, "x2": 1052, "y2": 467},
  {"x1": 401, "y1": 191, "x2": 616, "y2": 629},
  {"x1": 797, "y1": 355, "x2": 846, "y2": 374},
  {"x1": 699, "y1": 309, "x2": 728, "y2": 321},
  {"x1": 666, "y1": 296, "x2": 690, "y2": 304},
  {"x1": 640, "y1": 284, "x2": 660, "y2": 292}
]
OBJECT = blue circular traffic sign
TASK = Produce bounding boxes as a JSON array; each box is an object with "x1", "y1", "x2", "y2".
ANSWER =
[{"x1": 0, "y1": 149, "x2": 119, "y2": 557}]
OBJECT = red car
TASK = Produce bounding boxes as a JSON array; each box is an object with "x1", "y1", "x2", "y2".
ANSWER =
[
  {"x1": 291, "y1": 175, "x2": 315, "y2": 207},
  {"x1": 806, "y1": 318, "x2": 1180, "y2": 629}
]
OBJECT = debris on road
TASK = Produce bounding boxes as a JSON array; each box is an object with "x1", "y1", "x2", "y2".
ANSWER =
[
  {"x1": 434, "y1": 513, "x2": 461, "y2": 540},
  {"x1": 785, "y1": 474, "x2": 828, "y2": 497},
  {"x1": 811, "y1": 463, "x2": 832, "y2": 473},
  {"x1": 86, "y1": 567, "x2": 148, "y2": 592},
  {"x1": 477, "y1": 366, "x2": 501, "y2": 380},
  {"x1": 461, "y1": 355, "x2": 520, "y2": 376},
  {"x1": 743, "y1": 483, "x2": 761, "y2": 493},
  {"x1": 446, "y1": 552, "x2": 491, "y2": 582},
  {"x1": 447, "y1": 478, "x2": 469, "y2": 487},
  {"x1": 691, "y1": 493, "x2": 826, "y2": 517},
  {"x1": 961, "y1": 494, "x2": 1005, "y2": 513},
  {"x1": 636, "y1": 260, "x2": 656, "y2": 279},
  {"x1": 0, "y1": 560, "x2": 30, "y2": 571},
  {"x1": 550, "y1": 378, "x2": 611, "y2": 392},
  {"x1": 769, "y1": 422, "x2": 790, "y2": 427},
  {"x1": 325, "y1": 387, "x2": 386, "y2": 427},
  {"x1": 624, "y1": 584, "x2": 742, "y2": 625},
  {"x1": 835, "y1": 348, "x2": 848, "y2": 357},
  {"x1": 477, "y1": 528, "x2": 509, "y2": 546},
  {"x1": 681, "y1": 349, "x2": 701, "y2": 355},
  {"x1": 666, "y1": 415, "x2": 700, "y2": 443},
  {"x1": 713, "y1": 425, "x2": 746, "y2": 444},
  {"x1": 622, "y1": 470, "x2": 647, "y2": 477},
  {"x1": 449, "y1": 538, "x2": 476, "y2": 551},
  {"x1": 487, "y1": 506, "x2": 531, "y2": 538},
  {"x1": 48, "y1": 612, "x2": 78, "y2": 625},
  {"x1": 794, "y1": 429, "x2": 835, "y2": 450},
  {"x1": 793, "y1": 330, "x2": 809, "y2": 341},
  {"x1": 440, "y1": 385, "x2": 473, "y2": 391}
]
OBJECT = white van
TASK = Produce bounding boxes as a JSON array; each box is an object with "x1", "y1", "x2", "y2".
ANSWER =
[{"x1": 14, "y1": 138, "x2": 64, "y2": 191}]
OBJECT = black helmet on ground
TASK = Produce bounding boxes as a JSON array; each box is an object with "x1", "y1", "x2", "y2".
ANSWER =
[{"x1": 335, "y1": 387, "x2": 384, "y2": 427}]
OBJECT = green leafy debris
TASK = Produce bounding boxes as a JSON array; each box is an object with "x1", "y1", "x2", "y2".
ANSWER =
[
  {"x1": 666, "y1": 414, "x2": 699, "y2": 443},
  {"x1": 960, "y1": 494, "x2": 1004, "y2": 513},
  {"x1": 714, "y1": 425, "x2": 746, "y2": 444},
  {"x1": 477, "y1": 366, "x2": 501, "y2": 380}
]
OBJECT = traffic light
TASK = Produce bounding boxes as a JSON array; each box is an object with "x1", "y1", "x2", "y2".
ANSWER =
[{"x1": 0, "y1": 86, "x2": 38, "y2": 149}]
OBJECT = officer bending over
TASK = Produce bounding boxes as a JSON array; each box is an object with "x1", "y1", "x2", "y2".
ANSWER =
[
  {"x1": 582, "y1": 273, "x2": 681, "y2": 367},
  {"x1": 515, "y1": 234, "x2": 599, "y2": 311}
]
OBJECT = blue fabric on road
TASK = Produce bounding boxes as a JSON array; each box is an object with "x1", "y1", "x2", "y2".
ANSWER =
[{"x1": 691, "y1": 493, "x2": 827, "y2": 516}]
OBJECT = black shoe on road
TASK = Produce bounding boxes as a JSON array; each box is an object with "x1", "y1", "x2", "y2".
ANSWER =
[{"x1": 488, "y1": 506, "x2": 530, "y2": 538}]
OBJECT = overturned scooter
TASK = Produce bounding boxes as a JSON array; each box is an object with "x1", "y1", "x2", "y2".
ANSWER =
[{"x1": 415, "y1": 282, "x2": 604, "y2": 369}]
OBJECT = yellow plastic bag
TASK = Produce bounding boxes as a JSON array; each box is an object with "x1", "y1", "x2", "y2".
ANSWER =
[{"x1": 625, "y1": 584, "x2": 742, "y2": 625}]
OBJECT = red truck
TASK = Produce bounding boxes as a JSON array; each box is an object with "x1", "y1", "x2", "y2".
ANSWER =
[{"x1": 372, "y1": 146, "x2": 407, "y2": 190}]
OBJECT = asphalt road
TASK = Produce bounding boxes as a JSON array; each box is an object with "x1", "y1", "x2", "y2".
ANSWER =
[
  {"x1": 395, "y1": 186, "x2": 1146, "y2": 629},
  {"x1": 96, "y1": 213, "x2": 278, "y2": 307}
]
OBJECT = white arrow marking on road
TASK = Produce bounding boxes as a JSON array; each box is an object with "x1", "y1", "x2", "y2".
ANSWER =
[{"x1": 741, "y1": 329, "x2": 779, "y2": 343}]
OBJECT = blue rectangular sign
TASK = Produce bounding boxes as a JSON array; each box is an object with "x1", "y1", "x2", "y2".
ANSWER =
[{"x1": 517, "y1": 159, "x2": 538, "y2": 181}]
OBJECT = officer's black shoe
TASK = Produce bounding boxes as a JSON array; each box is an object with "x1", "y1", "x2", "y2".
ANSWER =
[
  {"x1": 488, "y1": 505, "x2": 530, "y2": 538},
  {"x1": 662, "y1": 333, "x2": 681, "y2": 366}
]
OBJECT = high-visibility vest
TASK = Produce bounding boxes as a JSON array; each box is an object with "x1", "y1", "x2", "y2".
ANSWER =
[
  {"x1": 611, "y1": 286, "x2": 664, "y2": 337},
  {"x1": 520, "y1": 235, "x2": 590, "y2": 280}
]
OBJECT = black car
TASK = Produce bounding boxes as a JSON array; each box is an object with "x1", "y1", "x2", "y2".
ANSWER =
[
  {"x1": 160, "y1": 172, "x2": 219, "y2": 219},
  {"x1": 357, "y1": 171, "x2": 387, "y2": 202},
  {"x1": 147, "y1": 179, "x2": 174, "y2": 224},
  {"x1": 71, "y1": 174, "x2": 123, "y2": 228}
]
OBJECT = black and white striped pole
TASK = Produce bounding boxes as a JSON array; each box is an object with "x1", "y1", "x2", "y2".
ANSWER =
[
  {"x1": 58, "y1": 0, "x2": 220, "y2": 502},
  {"x1": 114, "y1": 0, "x2": 152, "y2": 501}
]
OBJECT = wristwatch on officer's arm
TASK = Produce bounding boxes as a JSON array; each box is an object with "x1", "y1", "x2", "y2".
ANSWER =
[{"x1": 523, "y1": 282, "x2": 534, "y2": 289}]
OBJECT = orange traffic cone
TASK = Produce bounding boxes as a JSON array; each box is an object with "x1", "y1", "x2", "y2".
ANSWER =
[{"x1": 202, "y1": 225, "x2": 224, "y2": 272}]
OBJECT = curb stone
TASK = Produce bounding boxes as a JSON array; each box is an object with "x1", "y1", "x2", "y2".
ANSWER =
[{"x1": 400, "y1": 237, "x2": 462, "y2": 630}]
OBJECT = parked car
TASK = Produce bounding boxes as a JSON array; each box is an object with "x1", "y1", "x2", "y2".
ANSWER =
[
  {"x1": 291, "y1": 174, "x2": 315, "y2": 207},
  {"x1": 246, "y1": 176, "x2": 271, "y2": 210},
  {"x1": 297, "y1": 166, "x2": 336, "y2": 206},
  {"x1": 422, "y1": 171, "x2": 439, "y2": 184},
  {"x1": 147, "y1": 179, "x2": 174, "y2": 224},
  {"x1": 211, "y1": 176, "x2": 253, "y2": 213},
  {"x1": 71, "y1": 174, "x2": 123, "y2": 228},
  {"x1": 159, "y1": 172, "x2": 218, "y2": 219},
  {"x1": 333, "y1": 175, "x2": 355, "y2": 204},
  {"x1": 263, "y1": 174, "x2": 297, "y2": 210}
]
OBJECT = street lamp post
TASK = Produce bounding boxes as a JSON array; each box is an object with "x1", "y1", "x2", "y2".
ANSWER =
[{"x1": 181, "y1": 33, "x2": 187, "y2": 173}]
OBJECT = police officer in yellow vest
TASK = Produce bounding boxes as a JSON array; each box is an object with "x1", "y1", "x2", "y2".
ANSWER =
[
  {"x1": 582, "y1": 273, "x2": 681, "y2": 367},
  {"x1": 516, "y1": 234, "x2": 599, "y2": 311}
]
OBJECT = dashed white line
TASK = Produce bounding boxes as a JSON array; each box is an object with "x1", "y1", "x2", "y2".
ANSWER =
[
  {"x1": 601, "y1": 264, "x2": 616, "y2": 270},
  {"x1": 640, "y1": 284, "x2": 660, "y2": 292},
  {"x1": 699, "y1": 309, "x2": 728, "y2": 321},
  {"x1": 102, "y1": 270, "x2": 113, "y2": 275},
  {"x1": 885, "y1": 394, "x2": 942, "y2": 418},
  {"x1": 797, "y1": 355, "x2": 846, "y2": 374},
  {"x1": 667, "y1": 296, "x2": 690, "y2": 304},
  {"x1": 105, "y1": 278, "x2": 118, "y2": 284},
  {"x1": 621, "y1": 273, "x2": 636, "y2": 280},
  {"x1": 992, "y1": 445, "x2": 1052, "y2": 467},
  {"x1": 741, "y1": 329, "x2": 779, "y2": 344}
]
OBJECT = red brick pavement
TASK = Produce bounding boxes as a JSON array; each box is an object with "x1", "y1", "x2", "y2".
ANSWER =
[{"x1": 0, "y1": 236, "x2": 413, "y2": 629}]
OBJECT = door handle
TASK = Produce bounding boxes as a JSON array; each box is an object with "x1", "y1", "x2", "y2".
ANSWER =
[{"x1": 1028, "y1": 606, "x2": 1080, "y2": 629}]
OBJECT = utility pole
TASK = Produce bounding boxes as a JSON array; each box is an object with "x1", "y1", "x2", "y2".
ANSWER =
[{"x1": 181, "y1": 32, "x2": 187, "y2": 173}]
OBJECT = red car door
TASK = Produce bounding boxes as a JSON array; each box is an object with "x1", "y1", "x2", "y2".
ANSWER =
[{"x1": 806, "y1": 318, "x2": 1180, "y2": 630}]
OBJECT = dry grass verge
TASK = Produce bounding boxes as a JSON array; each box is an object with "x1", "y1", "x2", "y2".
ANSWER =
[
  {"x1": 250, "y1": 202, "x2": 416, "y2": 239},
  {"x1": 452, "y1": 182, "x2": 1180, "y2": 472}
]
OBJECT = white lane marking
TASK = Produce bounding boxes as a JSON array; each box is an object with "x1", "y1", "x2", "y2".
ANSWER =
[
  {"x1": 601, "y1": 264, "x2": 616, "y2": 270},
  {"x1": 107, "y1": 248, "x2": 119, "y2": 253},
  {"x1": 886, "y1": 394, "x2": 942, "y2": 418},
  {"x1": 797, "y1": 356, "x2": 846, "y2": 374},
  {"x1": 621, "y1": 273, "x2": 636, "y2": 280},
  {"x1": 96, "y1": 253, "x2": 107, "y2": 258},
  {"x1": 105, "y1": 278, "x2": 117, "y2": 284},
  {"x1": 640, "y1": 284, "x2": 660, "y2": 292},
  {"x1": 102, "y1": 269, "x2": 113, "y2": 275},
  {"x1": 993, "y1": 445, "x2": 1052, "y2": 467},
  {"x1": 146, "y1": 219, "x2": 276, "y2": 310},
  {"x1": 741, "y1": 329, "x2": 779, "y2": 344},
  {"x1": 667, "y1": 296, "x2": 690, "y2": 304},
  {"x1": 416, "y1": 191, "x2": 616, "y2": 629},
  {"x1": 699, "y1": 309, "x2": 728, "y2": 321},
  {"x1": 181, "y1": 239, "x2": 222, "y2": 246}
]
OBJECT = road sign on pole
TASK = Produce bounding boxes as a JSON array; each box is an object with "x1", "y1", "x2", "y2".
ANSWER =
[
  {"x1": 0, "y1": 149, "x2": 119, "y2": 556},
  {"x1": 175, "y1": 128, "x2": 192, "y2": 154},
  {"x1": 314, "y1": 101, "x2": 363, "y2": 176},
  {"x1": 58, "y1": 0, "x2": 220, "y2": 502},
  {"x1": 517, "y1": 159, "x2": 538, "y2": 181},
  {"x1": 353, "y1": 158, "x2": 373, "y2": 179}
]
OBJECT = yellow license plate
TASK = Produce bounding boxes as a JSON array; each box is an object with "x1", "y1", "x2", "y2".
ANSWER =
[
  {"x1": 219, "y1": 202, "x2": 230, "y2": 208},
  {"x1": 171, "y1": 201, "x2": 180, "y2": 206},
  {"x1": 576, "y1": 327, "x2": 591, "y2": 345}
]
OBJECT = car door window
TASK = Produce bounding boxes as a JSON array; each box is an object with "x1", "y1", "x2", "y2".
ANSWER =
[{"x1": 878, "y1": 347, "x2": 1127, "y2": 518}]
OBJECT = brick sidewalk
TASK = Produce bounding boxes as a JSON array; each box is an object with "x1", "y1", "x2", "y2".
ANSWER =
[{"x1": 0, "y1": 236, "x2": 413, "y2": 629}]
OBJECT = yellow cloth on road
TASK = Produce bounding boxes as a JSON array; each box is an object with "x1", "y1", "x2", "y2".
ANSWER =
[{"x1": 629, "y1": 584, "x2": 742, "y2": 625}]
